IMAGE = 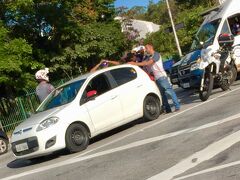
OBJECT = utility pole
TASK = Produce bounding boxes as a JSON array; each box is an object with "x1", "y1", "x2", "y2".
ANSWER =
[{"x1": 166, "y1": 0, "x2": 183, "y2": 57}]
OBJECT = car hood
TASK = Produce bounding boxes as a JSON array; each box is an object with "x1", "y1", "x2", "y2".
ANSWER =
[
  {"x1": 172, "y1": 59, "x2": 183, "y2": 68},
  {"x1": 14, "y1": 106, "x2": 66, "y2": 130},
  {"x1": 180, "y1": 50, "x2": 201, "y2": 67}
]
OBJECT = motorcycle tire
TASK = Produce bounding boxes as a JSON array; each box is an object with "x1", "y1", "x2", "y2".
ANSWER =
[
  {"x1": 199, "y1": 73, "x2": 214, "y2": 102},
  {"x1": 220, "y1": 73, "x2": 231, "y2": 91},
  {"x1": 230, "y1": 66, "x2": 237, "y2": 84}
]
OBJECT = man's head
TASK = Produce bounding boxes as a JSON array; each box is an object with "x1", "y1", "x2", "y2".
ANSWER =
[
  {"x1": 35, "y1": 68, "x2": 50, "y2": 82},
  {"x1": 125, "y1": 52, "x2": 137, "y2": 62},
  {"x1": 145, "y1": 43, "x2": 155, "y2": 55}
]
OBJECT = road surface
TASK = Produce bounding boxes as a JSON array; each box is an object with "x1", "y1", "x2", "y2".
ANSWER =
[{"x1": 1, "y1": 81, "x2": 240, "y2": 180}]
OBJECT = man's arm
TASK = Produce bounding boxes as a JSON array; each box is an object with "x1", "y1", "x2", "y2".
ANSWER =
[
  {"x1": 108, "y1": 60, "x2": 121, "y2": 65},
  {"x1": 128, "y1": 58, "x2": 154, "y2": 66},
  {"x1": 90, "y1": 60, "x2": 105, "y2": 72}
]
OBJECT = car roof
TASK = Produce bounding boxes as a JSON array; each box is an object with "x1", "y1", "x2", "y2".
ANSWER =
[{"x1": 59, "y1": 64, "x2": 137, "y2": 87}]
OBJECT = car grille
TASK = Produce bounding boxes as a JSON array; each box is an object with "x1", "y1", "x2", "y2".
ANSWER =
[
  {"x1": 12, "y1": 136, "x2": 39, "y2": 156},
  {"x1": 179, "y1": 64, "x2": 191, "y2": 76},
  {"x1": 13, "y1": 127, "x2": 33, "y2": 135},
  {"x1": 171, "y1": 67, "x2": 178, "y2": 75}
]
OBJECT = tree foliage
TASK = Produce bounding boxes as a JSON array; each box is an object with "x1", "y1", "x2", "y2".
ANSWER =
[
  {"x1": 131, "y1": 0, "x2": 219, "y2": 59},
  {"x1": 0, "y1": 21, "x2": 42, "y2": 96},
  {"x1": 0, "y1": 0, "x2": 129, "y2": 97}
]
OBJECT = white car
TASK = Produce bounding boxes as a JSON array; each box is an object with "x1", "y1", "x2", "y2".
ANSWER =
[{"x1": 11, "y1": 65, "x2": 162, "y2": 159}]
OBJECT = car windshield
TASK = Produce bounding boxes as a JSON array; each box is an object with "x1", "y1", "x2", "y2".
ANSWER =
[
  {"x1": 36, "y1": 79, "x2": 86, "y2": 113},
  {"x1": 191, "y1": 19, "x2": 220, "y2": 51}
]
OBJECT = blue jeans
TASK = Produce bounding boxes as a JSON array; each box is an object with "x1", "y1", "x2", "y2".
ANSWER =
[{"x1": 156, "y1": 77, "x2": 180, "y2": 112}]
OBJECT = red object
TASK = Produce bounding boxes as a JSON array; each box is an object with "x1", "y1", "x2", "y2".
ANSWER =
[
  {"x1": 218, "y1": 33, "x2": 234, "y2": 48},
  {"x1": 144, "y1": 71, "x2": 155, "y2": 81},
  {"x1": 87, "y1": 90, "x2": 97, "y2": 98}
]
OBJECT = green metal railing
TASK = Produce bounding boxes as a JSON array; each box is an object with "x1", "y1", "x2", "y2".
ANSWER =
[{"x1": 0, "y1": 79, "x2": 69, "y2": 133}]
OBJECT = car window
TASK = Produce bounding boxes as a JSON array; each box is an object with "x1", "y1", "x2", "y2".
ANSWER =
[
  {"x1": 110, "y1": 68, "x2": 137, "y2": 86},
  {"x1": 228, "y1": 14, "x2": 240, "y2": 36},
  {"x1": 37, "y1": 79, "x2": 85, "y2": 112},
  {"x1": 84, "y1": 73, "x2": 111, "y2": 97},
  {"x1": 221, "y1": 20, "x2": 231, "y2": 34}
]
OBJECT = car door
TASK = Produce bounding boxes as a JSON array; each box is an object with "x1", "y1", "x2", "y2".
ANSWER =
[
  {"x1": 81, "y1": 73, "x2": 123, "y2": 132},
  {"x1": 109, "y1": 67, "x2": 143, "y2": 120}
]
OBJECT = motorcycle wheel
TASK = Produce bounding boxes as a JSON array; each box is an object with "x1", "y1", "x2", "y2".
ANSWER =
[
  {"x1": 220, "y1": 70, "x2": 232, "y2": 91},
  {"x1": 229, "y1": 66, "x2": 237, "y2": 84},
  {"x1": 199, "y1": 73, "x2": 214, "y2": 102}
]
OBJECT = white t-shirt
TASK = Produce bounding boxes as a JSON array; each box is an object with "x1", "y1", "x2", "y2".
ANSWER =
[{"x1": 147, "y1": 52, "x2": 167, "y2": 80}]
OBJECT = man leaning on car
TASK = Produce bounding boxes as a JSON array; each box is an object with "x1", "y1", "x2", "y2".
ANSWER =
[{"x1": 128, "y1": 43, "x2": 180, "y2": 113}]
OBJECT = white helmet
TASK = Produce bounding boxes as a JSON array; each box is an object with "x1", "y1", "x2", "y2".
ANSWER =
[
  {"x1": 35, "y1": 68, "x2": 50, "y2": 81},
  {"x1": 132, "y1": 45, "x2": 145, "y2": 53}
]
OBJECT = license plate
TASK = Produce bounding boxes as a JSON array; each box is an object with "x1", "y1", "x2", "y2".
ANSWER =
[
  {"x1": 172, "y1": 78, "x2": 178, "y2": 83},
  {"x1": 15, "y1": 143, "x2": 29, "y2": 152},
  {"x1": 182, "y1": 83, "x2": 190, "y2": 88}
]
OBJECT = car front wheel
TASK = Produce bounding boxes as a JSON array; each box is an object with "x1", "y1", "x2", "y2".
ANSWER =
[
  {"x1": 65, "y1": 123, "x2": 89, "y2": 153},
  {"x1": 0, "y1": 138, "x2": 8, "y2": 155},
  {"x1": 143, "y1": 95, "x2": 161, "y2": 121}
]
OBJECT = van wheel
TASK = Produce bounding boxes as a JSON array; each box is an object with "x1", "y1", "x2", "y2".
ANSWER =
[
  {"x1": 0, "y1": 138, "x2": 8, "y2": 155},
  {"x1": 65, "y1": 123, "x2": 89, "y2": 153},
  {"x1": 143, "y1": 95, "x2": 161, "y2": 121}
]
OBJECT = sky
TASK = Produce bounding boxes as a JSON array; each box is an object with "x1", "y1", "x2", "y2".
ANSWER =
[{"x1": 114, "y1": 0, "x2": 159, "y2": 9}]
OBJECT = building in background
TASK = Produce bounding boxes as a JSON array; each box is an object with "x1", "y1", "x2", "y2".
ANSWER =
[{"x1": 115, "y1": 17, "x2": 160, "y2": 39}]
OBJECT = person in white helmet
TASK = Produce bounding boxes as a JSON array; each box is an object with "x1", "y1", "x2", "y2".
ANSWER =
[{"x1": 35, "y1": 68, "x2": 55, "y2": 102}]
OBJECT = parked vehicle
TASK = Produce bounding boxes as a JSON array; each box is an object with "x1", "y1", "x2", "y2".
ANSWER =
[
  {"x1": 177, "y1": 0, "x2": 240, "y2": 91},
  {"x1": 170, "y1": 60, "x2": 183, "y2": 87},
  {"x1": 0, "y1": 129, "x2": 9, "y2": 155},
  {"x1": 198, "y1": 33, "x2": 236, "y2": 101},
  {"x1": 163, "y1": 59, "x2": 174, "y2": 75},
  {"x1": 11, "y1": 65, "x2": 162, "y2": 159}
]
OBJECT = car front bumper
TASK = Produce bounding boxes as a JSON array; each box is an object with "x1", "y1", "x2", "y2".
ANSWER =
[
  {"x1": 178, "y1": 69, "x2": 204, "y2": 89},
  {"x1": 11, "y1": 124, "x2": 66, "y2": 159}
]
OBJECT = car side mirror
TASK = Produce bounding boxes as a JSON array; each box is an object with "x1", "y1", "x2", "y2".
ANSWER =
[{"x1": 87, "y1": 90, "x2": 97, "y2": 100}]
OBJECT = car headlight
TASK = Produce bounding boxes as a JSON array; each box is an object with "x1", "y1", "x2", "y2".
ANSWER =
[
  {"x1": 190, "y1": 63, "x2": 200, "y2": 71},
  {"x1": 36, "y1": 117, "x2": 59, "y2": 132},
  {"x1": 190, "y1": 58, "x2": 202, "y2": 71}
]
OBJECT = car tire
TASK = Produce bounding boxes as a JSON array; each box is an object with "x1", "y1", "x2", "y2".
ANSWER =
[
  {"x1": 0, "y1": 138, "x2": 8, "y2": 155},
  {"x1": 143, "y1": 95, "x2": 161, "y2": 121},
  {"x1": 65, "y1": 123, "x2": 89, "y2": 153}
]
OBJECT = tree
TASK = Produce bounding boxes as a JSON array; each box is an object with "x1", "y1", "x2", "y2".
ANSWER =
[
  {"x1": 0, "y1": 21, "x2": 42, "y2": 97},
  {"x1": 0, "y1": 0, "x2": 128, "y2": 94},
  {"x1": 138, "y1": 0, "x2": 218, "y2": 59}
]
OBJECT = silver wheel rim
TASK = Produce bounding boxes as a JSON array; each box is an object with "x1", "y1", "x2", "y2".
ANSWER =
[{"x1": 0, "y1": 139, "x2": 7, "y2": 153}]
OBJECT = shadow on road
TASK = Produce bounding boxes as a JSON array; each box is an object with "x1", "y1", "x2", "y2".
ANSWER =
[
  {"x1": 7, "y1": 118, "x2": 146, "y2": 169},
  {"x1": 175, "y1": 76, "x2": 240, "y2": 106},
  {"x1": 7, "y1": 150, "x2": 69, "y2": 168}
]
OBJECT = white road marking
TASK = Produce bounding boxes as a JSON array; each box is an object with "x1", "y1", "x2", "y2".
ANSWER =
[
  {"x1": 147, "y1": 130, "x2": 240, "y2": 180},
  {"x1": 2, "y1": 113, "x2": 240, "y2": 180},
  {"x1": 77, "y1": 86, "x2": 240, "y2": 157},
  {"x1": 173, "y1": 160, "x2": 240, "y2": 180}
]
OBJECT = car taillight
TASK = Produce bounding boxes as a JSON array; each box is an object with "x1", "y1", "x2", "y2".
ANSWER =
[
  {"x1": 144, "y1": 71, "x2": 154, "y2": 81},
  {"x1": 149, "y1": 74, "x2": 155, "y2": 81}
]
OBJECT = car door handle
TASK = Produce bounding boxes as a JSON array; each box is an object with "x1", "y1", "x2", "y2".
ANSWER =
[
  {"x1": 137, "y1": 84, "x2": 143, "y2": 88},
  {"x1": 111, "y1": 95, "x2": 118, "y2": 100}
]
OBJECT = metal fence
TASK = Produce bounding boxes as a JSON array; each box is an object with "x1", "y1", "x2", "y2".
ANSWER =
[{"x1": 0, "y1": 79, "x2": 69, "y2": 133}]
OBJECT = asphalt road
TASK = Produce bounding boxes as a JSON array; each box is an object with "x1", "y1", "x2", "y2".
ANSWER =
[{"x1": 1, "y1": 80, "x2": 240, "y2": 180}]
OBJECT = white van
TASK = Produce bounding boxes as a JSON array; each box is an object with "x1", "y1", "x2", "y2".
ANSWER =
[
  {"x1": 200, "y1": 0, "x2": 240, "y2": 69},
  {"x1": 177, "y1": 0, "x2": 240, "y2": 89}
]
